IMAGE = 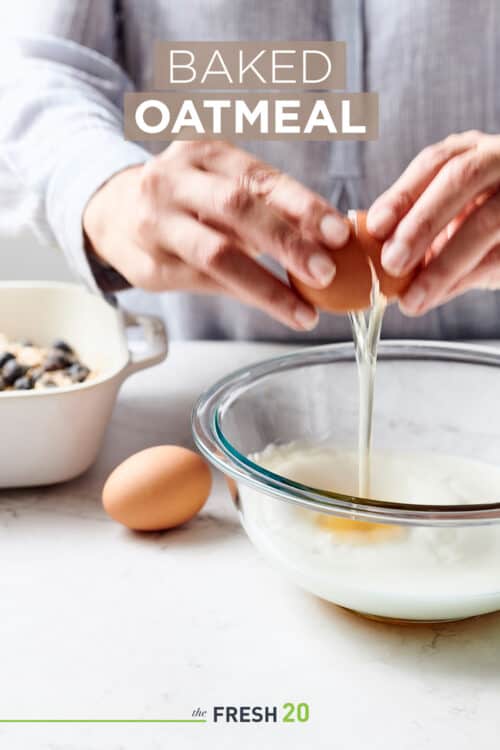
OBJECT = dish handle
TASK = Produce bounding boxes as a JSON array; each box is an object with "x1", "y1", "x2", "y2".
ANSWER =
[{"x1": 122, "y1": 310, "x2": 168, "y2": 376}]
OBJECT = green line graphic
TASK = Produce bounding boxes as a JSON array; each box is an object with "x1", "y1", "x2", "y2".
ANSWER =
[{"x1": 0, "y1": 720, "x2": 207, "y2": 724}]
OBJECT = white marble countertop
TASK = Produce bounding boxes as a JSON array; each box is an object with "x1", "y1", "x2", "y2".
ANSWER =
[{"x1": 1, "y1": 341, "x2": 500, "y2": 750}]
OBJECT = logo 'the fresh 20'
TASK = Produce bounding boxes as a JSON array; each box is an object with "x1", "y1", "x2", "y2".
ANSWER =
[
  {"x1": 282, "y1": 702, "x2": 310, "y2": 723},
  {"x1": 212, "y1": 702, "x2": 310, "y2": 723}
]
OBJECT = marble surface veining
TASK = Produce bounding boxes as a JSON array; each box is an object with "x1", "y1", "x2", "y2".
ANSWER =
[{"x1": 1, "y1": 341, "x2": 500, "y2": 750}]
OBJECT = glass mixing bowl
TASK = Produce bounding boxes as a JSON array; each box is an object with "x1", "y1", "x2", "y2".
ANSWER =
[{"x1": 193, "y1": 341, "x2": 500, "y2": 623}]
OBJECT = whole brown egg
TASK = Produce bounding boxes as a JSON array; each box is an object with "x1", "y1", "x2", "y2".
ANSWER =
[{"x1": 102, "y1": 445, "x2": 212, "y2": 531}]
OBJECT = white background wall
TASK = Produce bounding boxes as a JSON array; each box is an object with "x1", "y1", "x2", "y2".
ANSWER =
[{"x1": 1, "y1": 228, "x2": 73, "y2": 282}]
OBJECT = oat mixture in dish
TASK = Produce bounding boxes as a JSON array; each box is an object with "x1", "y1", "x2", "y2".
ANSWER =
[{"x1": 0, "y1": 334, "x2": 94, "y2": 392}]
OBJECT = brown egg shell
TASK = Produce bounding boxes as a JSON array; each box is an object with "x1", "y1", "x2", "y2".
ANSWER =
[
  {"x1": 289, "y1": 210, "x2": 416, "y2": 313},
  {"x1": 102, "y1": 445, "x2": 212, "y2": 532},
  {"x1": 289, "y1": 229, "x2": 372, "y2": 313}
]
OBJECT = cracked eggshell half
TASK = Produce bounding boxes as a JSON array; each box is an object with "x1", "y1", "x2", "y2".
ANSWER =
[{"x1": 289, "y1": 210, "x2": 415, "y2": 312}]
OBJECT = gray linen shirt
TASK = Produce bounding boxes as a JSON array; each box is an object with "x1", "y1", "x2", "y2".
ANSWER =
[{"x1": 1, "y1": 0, "x2": 499, "y2": 340}]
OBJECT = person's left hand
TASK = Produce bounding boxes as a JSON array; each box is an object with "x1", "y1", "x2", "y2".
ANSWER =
[{"x1": 366, "y1": 130, "x2": 500, "y2": 315}]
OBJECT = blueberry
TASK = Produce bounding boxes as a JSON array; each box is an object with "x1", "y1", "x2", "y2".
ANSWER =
[
  {"x1": 43, "y1": 351, "x2": 73, "y2": 372},
  {"x1": 2, "y1": 359, "x2": 27, "y2": 385},
  {"x1": 52, "y1": 339, "x2": 74, "y2": 355},
  {"x1": 67, "y1": 363, "x2": 90, "y2": 383},
  {"x1": 0, "y1": 351, "x2": 14, "y2": 368},
  {"x1": 29, "y1": 367, "x2": 44, "y2": 382},
  {"x1": 13, "y1": 375, "x2": 34, "y2": 390}
]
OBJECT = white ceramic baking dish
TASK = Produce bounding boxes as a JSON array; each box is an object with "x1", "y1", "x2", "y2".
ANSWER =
[{"x1": 0, "y1": 281, "x2": 167, "y2": 488}]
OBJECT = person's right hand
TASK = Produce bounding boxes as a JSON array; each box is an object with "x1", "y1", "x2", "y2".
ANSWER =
[{"x1": 83, "y1": 140, "x2": 351, "y2": 331}]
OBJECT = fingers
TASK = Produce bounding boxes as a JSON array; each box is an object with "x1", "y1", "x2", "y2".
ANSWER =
[
  {"x1": 366, "y1": 130, "x2": 482, "y2": 239},
  {"x1": 379, "y1": 142, "x2": 500, "y2": 278},
  {"x1": 147, "y1": 255, "x2": 226, "y2": 294},
  {"x1": 443, "y1": 245, "x2": 500, "y2": 302},
  {"x1": 399, "y1": 191, "x2": 500, "y2": 316},
  {"x1": 110, "y1": 238, "x2": 226, "y2": 295},
  {"x1": 155, "y1": 211, "x2": 319, "y2": 331},
  {"x1": 258, "y1": 170, "x2": 351, "y2": 247},
  {"x1": 173, "y1": 140, "x2": 351, "y2": 249},
  {"x1": 169, "y1": 167, "x2": 338, "y2": 288}
]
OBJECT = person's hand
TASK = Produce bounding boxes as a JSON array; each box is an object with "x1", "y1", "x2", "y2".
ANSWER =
[
  {"x1": 83, "y1": 140, "x2": 351, "y2": 331},
  {"x1": 366, "y1": 131, "x2": 500, "y2": 315}
]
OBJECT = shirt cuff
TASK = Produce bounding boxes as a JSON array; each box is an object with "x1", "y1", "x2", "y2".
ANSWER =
[
  {"x1": 45, "y1": 130, "x2": 150, "y2": 293},
  {"x1": 86, "y1": 250, "x2": 132, "y2": 293}
]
